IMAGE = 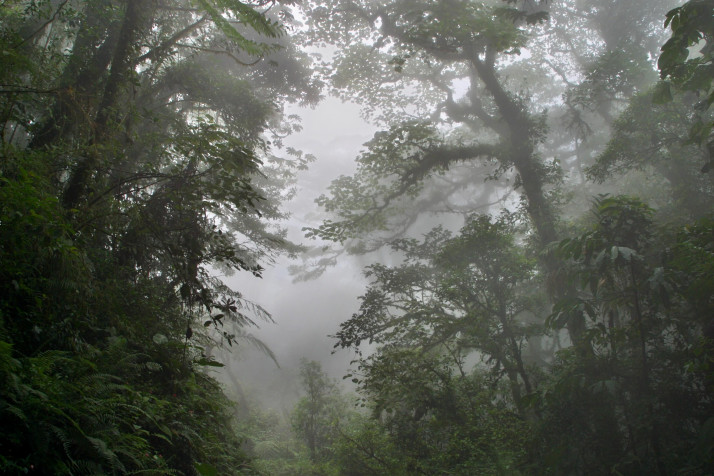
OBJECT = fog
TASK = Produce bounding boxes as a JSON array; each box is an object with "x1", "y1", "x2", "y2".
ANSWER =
[
  {"x1": 4, "y1": 0, "x2": 712, "y2": 474},
  {"x1": 221, "y1": 98, "x2": 376, "y2": 409},
  {"x1": 214, "y1": 0, "x2": 714, "y2": 473}
]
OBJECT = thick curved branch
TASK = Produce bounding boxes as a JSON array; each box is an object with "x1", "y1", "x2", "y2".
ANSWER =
[
  {"x1": 362, "y1": 143, "x2": 499, "y2": 219},
  {"x1": 469, "y1": 46, "x2": 527, "y2": 130},
  {"x1": 310, "y1": 143, "x2": 499, "y2": 242},
  {"x1": 401, "y1": 144, "x2": 499, "y2": 187},
  {"x1": 137, "y1": 15, "x2": 209, "y2": 63}
]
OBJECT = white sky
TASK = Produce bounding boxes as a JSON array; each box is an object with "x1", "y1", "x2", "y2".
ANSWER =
[{"x1": 220, "y1": 97, "x2": 377, "y2": 410}]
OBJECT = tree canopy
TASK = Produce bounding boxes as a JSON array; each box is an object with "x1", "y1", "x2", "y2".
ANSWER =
[
  {"x1": 288, "y1": 0, "x2": 714, "y2": 474},
  {"x1": 1, "y1": 0, "x2": 316, "y2": 473},
  {"x1": 2, "y1": 0, "x2": 714, "y2": 474}
]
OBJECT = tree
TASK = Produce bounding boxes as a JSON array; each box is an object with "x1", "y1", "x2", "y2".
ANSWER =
[
  {"x1": 0, "y1": 0, "x2": 314, "y2": 473},
  {"x1": 292, "y1": 360, "x2": 348, "y2": 464},
  {"x1": 325, "y1": 214, "x2": 540, "y2": 473},
  {"x1": 349, "y1": 346, "x2": 531, "y2": 475},
  {"x1": 293, "y1": 2, "x2": 714, "y2": 474},
  {"x1": 303, "y1": 0, "x2": 558, "y2": 246},
  {"x1": 541, "y1": 196, "x2": 714, "y2": 474},
  {"x1": 335, "y1": 213, "x2": 539, "y2": 411},
  {"x1": 1, "y1": 0, "x2": 315, "y2": 355},
  {"x1": 298, "y1": 0, "x2": 676, "y2": 346},
  {"x1": 657, "y1": 0, "x2": 714, "y2": 170},
  {"x1": 588, "y1": 89, "x2": 714, "y2": 220}
]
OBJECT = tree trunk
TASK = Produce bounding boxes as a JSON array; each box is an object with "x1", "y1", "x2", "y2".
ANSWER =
[
  {"x1": 471, "y1": 48, "x2": 587, "y2": 346},
  {"x1": 30, "y1": 0, "x2": 119, "y2": 149},
  {"x1": 62, "y1": 0, "x2": 153, "y2": 209}
]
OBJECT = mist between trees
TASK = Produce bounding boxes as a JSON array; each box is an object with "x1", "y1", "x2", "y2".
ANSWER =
[{"x1": 1, "y1": 0, "x2": 713, "y2": 474}]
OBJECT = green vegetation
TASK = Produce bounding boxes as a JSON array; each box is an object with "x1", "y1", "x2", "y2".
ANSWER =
[
  {"x1": 2, "y1": 0, "x2": 714, "y2": 475},
  {"x1": 0, "y1": 0, "x2": 314, "y2": 473},
  {"x1": 286, "y1": 0, "x2": 714, "y2": 474}
]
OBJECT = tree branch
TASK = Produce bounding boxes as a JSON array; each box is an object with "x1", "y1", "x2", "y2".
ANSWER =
[
  {"x1": 12, "y1": 0, "x2": 70, "y2": 49},
  {"x1": 137, "y1": 15, "x2": 210, "y2": 63},
  {"x1": 174, "y1": 43, "x2": 263, "y2": 66},
  {"x1": 0, "y1": 86, "x2": 61, "y2": 95}
]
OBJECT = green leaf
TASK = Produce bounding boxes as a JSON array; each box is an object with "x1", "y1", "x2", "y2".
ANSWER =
[
  {"x1": 195, "y1": 462, "x2": 219, "y2": 476},
  {"x1": 651, "y1": 81, "x2": 673, "y2": 104},
  {"x1": 191, "y1": 0, "x2": 282, "y2": 57},
  {"x1": 195, "y1": 358, "x2": 225, "y2": 367},
  {"x1": 145, "y1": 362, "x2": 161, "y2": 371},
  {"x1": 152, "y1": 333, "x2": 168, "y2": 345},
  {"x1": 684, "y1": 63, "x2": 714, "y2": 92}
]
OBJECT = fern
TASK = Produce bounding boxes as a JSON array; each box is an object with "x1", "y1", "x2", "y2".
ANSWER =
[{"x1": 191, "y1": 0, "x2": 283, "y2": 57}]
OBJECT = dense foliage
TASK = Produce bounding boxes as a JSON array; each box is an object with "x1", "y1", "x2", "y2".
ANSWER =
[
  {"x1": 2, "y1": 0, "x2": 714, "y2": 475},
  {"x1": 0, "y1": 0, "x2": 315, "y2": 473},
  {"x1": 288, "y1": 0, "x2": 714, "y2": 474}
]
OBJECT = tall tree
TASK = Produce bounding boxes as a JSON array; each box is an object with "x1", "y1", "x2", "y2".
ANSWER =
[
  {"x1": 298, "y1": 0, "x2": 675, "y2": 345},
  {"x1": 0, "y1": 0, "x2": 315, "y2": 473},
  {"x1": 335, "y1": 213, "x2": 538, "y2": 412},
  {"x1": 291, "y1": 360, "x2": 347, "y2": 464}
]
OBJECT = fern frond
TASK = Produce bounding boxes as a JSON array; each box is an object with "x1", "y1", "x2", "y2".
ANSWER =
[
  {"x1": 87, "y1": 436, "x2": 126, "y2": 474},
  {"x1": 3, "y1": 403, "x2": 27, "y2": 422},
  {"x1": 238, "y1": 332, "x2": 279, "y2": 368},
  {"x1": 49, "y1": 424, "x2": 73, "y2": 461}
]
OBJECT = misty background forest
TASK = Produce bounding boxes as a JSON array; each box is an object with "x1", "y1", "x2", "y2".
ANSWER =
[{"x1": 1, "y1": 0, "x2": 713, "y2": 474}]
